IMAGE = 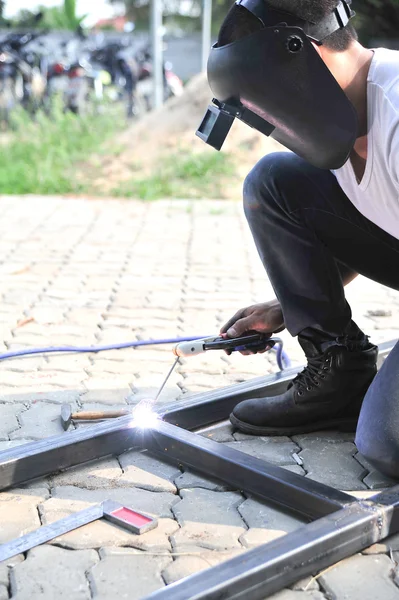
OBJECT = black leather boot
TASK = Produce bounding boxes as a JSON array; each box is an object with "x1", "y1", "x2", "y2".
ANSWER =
[{"x1": 230, "y1": 334, "x2": 378, "y2": 436}]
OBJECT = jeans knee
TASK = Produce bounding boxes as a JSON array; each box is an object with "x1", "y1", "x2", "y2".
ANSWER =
[{"x1": 243, "y1": 152, "x2": 304, "y2": 218}]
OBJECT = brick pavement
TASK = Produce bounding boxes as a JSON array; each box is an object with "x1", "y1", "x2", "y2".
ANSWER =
[{"x1": 0, "y1": 195, "x2": 399, "y2": 599}]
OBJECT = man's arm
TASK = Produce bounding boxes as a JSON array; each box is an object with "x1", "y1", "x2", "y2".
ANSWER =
[{"x1": 220, "y1": 269, "x2": 358, "y2": 341}]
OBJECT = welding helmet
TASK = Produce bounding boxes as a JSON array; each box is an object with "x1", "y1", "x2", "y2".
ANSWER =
[{"x1": 196, "y1": 0, "x2": 358, "y2": 169}]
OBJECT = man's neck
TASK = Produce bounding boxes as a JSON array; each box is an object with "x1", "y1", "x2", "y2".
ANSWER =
[{"x1": 321, "y1": 42, "x2": 374, "y2": 140}]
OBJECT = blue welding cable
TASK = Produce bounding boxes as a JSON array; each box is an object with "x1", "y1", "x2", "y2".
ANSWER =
[{"x1": 0, "y1": 336, "x2": 290, "y2": 370}]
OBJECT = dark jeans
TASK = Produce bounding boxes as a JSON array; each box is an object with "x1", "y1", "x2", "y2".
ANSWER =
[{"x1": 244, "y1": 152, "x2": 399, "y2": 477}]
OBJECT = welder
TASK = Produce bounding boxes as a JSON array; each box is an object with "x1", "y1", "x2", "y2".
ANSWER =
[{"x1": 197, "y1": 0, "x2": 399, "y2": 478}]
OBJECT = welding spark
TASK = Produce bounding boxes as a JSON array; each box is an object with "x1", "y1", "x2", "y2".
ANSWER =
[{"x1": 131, "y1": 400, "x2": 160, "y2": 429}]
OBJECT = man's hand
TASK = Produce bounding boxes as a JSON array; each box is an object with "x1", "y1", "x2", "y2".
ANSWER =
[{"x1": 219, "y1": 300, "x2": 285, "y2": 355}]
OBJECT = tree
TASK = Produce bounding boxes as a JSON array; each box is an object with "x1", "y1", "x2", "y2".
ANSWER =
[
  {"x1": 12, "y1": 1, "x2": 87, "y2": 31},
  {"x1": 0, "y1": 0, "x2": 10, "y2": 26}
]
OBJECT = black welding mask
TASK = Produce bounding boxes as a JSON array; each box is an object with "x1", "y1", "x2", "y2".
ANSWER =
[{"x1": 196, "y1": 0, "x2": 358, "y2": 169}]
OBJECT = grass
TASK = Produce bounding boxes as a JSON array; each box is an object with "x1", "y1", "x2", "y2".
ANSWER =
[
  {"x1": 0, "y1": 103, "x2": 123, "y2": 195},
  {"x1": 0, "y1": 103, "x2": 236, "y2": 199},
  {"x1": 111, "y1": 151, "x2": 236, "y2": 200}
]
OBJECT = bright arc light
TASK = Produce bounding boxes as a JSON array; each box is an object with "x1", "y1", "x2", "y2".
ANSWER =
[{"x1": 131, "y1": 400, "x2": 160, "y2": 429}]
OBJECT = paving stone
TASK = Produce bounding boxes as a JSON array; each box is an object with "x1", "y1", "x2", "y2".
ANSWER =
[
  {"x1": 172, "y1": 488, "x2": 246, "y2": 550},
  {"x1": 0, "y1": 404, "x2": 25, "y2": 440},
  {"x1": 0, "y1": 488, "x2": 49, "y2": 543},
  {"x1": 198, "y1": 421, "x2": 235, "y2": 442},
  {"x1": 9, "y1": 402, "x2": 70, "y2": 440},
  {"x1": 290, "y1": 577, "x2": 320, "y2": 592},
  {"x1": 128, "y1": 386, "x2": 181, "y2": 405},
  {"x1": 238, "y1": 498, "x2": 305, "y2": 547},
  {"x1": 320, "y1": 554, "x2": 399, "y2": 599},
  {"x1": 161, "y1": 555, "x2": 212, "y2": 583},
  {"x1": 368, "y1": 534, "x2": 399, "y2": 555},
  {"x1": 182, "y1": 374, "x2": 246, "y2": 390},
  {"x1": 225, "y1": 438, "x2": 299, "y2": 467},
  {"x1": 118, "y1": 450, "x2": 180, "y2": 493},
  {"x1": 0, "y1": 565, "x2": 8, "y2": 586},
  {"x1": 355, "y1": 452, "x2": 398, "y2": 489},
  {"x1": 79, "y1": 389, "x2": 131, "y2": 405},
  {"x1": 9, "y1": 546, "x2": 98, "y2": 599},
  {"x1": 2, "y1": 389, "x2": 81, "y2": 405},
  {"x1": 49, "y1": 457, "x2": 123, "y2": 489},
  {"x1": 293, "y1": 431, "x2": 356, "y2": 444},
  {"x1": 87, "y1": 360, "x2": 144, "y2": 375},
  {"x1": 362, "y1": 543, "x2": 389, "y2": 555},
  {"x1": 174, "y1": 469, "x2": 232, "y2": 492},
  {"x1": 268, "y1": 591, "x2": 326, "y2": 600},
  {"x1": 0, "y1": 585, "x2": 7, "y2": 600},
  {"x1": 0, "y1": 357, "x2": 46, "y2": 372},
  {"x1": 162, "y1": 549, "x2": 242, "y2": 584},
  {"x1": 89, "y1": 548, "x2": 171, "y2": 600},
  {"x1": 283, "y1": 465, "x2": 307, "y2": 476},
  {"x1": 47, "y1": 485, "x2": 179, "y2": 521},
  {"x1": 18, "y1": 370, "x2": 86, "y2": 389},
  {"x1": 297, "y1": 439, "x2": 367, "y2": 490},
  {"x1": 362, "y1": 470, "x2": 397, "y2": 489},
  {"x1": 83, "y1": 375, "x2": 134, "y2": 391},
  {"x1": 41, "y1": 490, "x2": 178, "y2": 550},
  {"x1": 43, "y1": 354, "x2": 91, "y2": 372}
]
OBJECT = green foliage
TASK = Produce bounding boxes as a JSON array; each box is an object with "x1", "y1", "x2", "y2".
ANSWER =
[
  {"x1": 111, "y1": 151, "x2": 235, "y2": 200},
  {"x1": 64, "y1": 0, "x2": 77, "y2": 27},
  {"x1": 63, "y1": 0, "x2": 87, "y2": 30},
  {"x1": 0, "y1": 102, "x2": 122, "y2": 194},
  {"x1": 0, "y1": 1, "x2": 8, "y2": 27},
  {"x1": 11, "y1": 1, "x2": 87, "y2": 31}
]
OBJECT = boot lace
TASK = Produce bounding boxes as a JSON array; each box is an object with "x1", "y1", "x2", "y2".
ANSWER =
[{"x1": 289, "y1": 354, "x2": 331, "y2": 396}]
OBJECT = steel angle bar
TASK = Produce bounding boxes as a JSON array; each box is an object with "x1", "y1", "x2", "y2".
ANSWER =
[
  {"x1": 0, "y1": 416, "x2": 352, "y2": 519},
  {"x1": 144, "y1": 421, "x2": 354, "y2": 519},
  {"x1": 147, "y1": 485, "x2": 399, "y2": 600},
  {"x1": 0, "y1": 339, "x2": 395, "y2": 500},
  {"x1": 160, "y1": 339, "x2": 398, "y2": 430},
  {"x1": 0, "y1": 414, "x2": 137, "y2": 491}
]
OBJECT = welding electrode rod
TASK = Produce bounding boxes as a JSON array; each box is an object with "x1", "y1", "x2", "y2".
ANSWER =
[{"x1": 153, "y1": 356, "x2": 180, "y2": 402}]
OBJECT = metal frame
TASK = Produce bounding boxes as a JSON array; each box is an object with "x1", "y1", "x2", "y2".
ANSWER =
[{"x1": 0, "y1": 339, "x2": 397, "y2": 599}]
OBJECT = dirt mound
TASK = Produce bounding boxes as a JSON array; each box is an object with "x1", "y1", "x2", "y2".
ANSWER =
[{"x1": 89, "y1": 73, "x2": 285, "y2": 198}]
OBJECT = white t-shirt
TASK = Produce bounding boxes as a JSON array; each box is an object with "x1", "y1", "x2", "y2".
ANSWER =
[{"x1": 334, "y1": 48, "x2": 399, "y2": 241}]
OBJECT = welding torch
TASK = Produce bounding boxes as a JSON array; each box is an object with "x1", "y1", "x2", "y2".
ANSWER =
[{"x1": 173, "y1": 333, "x2": 276, "y2": 357}]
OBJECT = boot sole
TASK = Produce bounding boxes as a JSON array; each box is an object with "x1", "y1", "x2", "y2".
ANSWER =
[{"x1": 229, "y1": 412, "x2": 358, "y2": 436}]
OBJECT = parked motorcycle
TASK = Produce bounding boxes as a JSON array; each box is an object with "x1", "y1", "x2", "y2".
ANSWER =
[
  {"x1": 0, "y1": 31, "x2": 47, "y2": 126},
  {"x1": 87, "y1": 40, "x2": 139, "y2": 118},
  {"x1": 135, "y1": 45, "x2": 184, "y2": 111}
]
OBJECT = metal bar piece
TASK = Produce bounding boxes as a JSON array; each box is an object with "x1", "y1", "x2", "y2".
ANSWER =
[
  {"x1": 145, "y1": 421, "x2": 354, "y2": 519},
  {"x1": 0, "y1": 415, "x2": 137, "y2": 492},
  {"x1": 0, "y1": 503, "x2": 104, "y2": 562},
  {"x1": 161, "y1": 367, "x2": 300, "y2": 430},
  {"x1": 147, "y1": 486, "x2": 399, "y2": 600},
  {"x1": 0, "y1": 416, "x2": 352, "y2": 519}
]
